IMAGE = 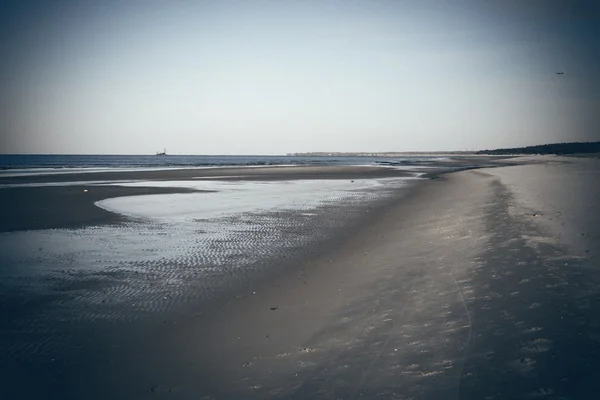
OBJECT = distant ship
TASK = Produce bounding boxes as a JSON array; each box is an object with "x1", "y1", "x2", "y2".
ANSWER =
[{"x1": 156, "y1": 148, "x2": 167, "y2": 156}]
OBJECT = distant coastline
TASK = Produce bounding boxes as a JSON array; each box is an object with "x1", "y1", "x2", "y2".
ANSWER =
[
  {"x1": 476, "y1": 141, "x2": 600, "y2": 156},
  {"x1": 289, "y1": 141, "x2": 600, "y2": 157},
  {"x1": 286, "y1": 151, "x2": 477, "y2": 157}
]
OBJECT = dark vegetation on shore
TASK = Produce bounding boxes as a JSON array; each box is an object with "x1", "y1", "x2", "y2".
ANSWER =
[{"x1": 476, "y1": 141, "x2": 600, "y2": 156}]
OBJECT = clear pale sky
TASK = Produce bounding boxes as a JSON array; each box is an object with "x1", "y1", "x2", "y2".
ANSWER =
[{"x1": 0, "y1": 0, "x2": 598, "y2": 155}]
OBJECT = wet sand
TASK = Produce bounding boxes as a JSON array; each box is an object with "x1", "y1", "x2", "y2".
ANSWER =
[
  {"x1": 0, "y1": 185, "x2": 200, "y2": 232},
  {"x1": 0, "y1": 155, "x2": 522, "y2": 186},
  {"x1": 0, "y1": 165, "x2": 414, "y2": 186},
  {"x1": 0, "y1": 158, "x2": 527, "y2": 233},
  {"x1": 2, "y1": 157, "x2": 599, "y2": 399},
  {"x1": 1, "y1": 165, "x2": 416, "y2": 233},
  {"x1": 169, "y1": 157, "x2": 598, "y2": 400},
  {"x1": 125, "y1": 157, "x2": 600, "y2": 400}
]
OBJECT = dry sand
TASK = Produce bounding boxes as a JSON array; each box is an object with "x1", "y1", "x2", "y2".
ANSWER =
[{"x1": 2, "y1": 157, "x2": 599, "y2": 399}]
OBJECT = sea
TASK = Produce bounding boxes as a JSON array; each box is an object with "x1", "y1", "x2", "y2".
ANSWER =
[{"x1": 0, "y1": 154, "x2": 444, "y2": 170}]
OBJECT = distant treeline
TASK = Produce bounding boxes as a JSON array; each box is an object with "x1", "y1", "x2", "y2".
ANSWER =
[{"x1": 476, "y1": 141, "x2": 600, "y2": 155}]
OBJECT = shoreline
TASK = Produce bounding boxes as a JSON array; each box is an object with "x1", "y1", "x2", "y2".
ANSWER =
[
  {"x1": 0, "y1": 156, "x2": 530, "y2": 185},
  {"x1": 0, "y1": 158, "x2": 537, "y2": 233},
  {"x1": 2, "y1": 156, "x2": 599, "y2": 399},
  {"x1": 0, "y1": 165, "x2": 414, "y2": 185},
  {"x1": 0, "y1": 165, "x2": 417, "y2": 233},
  {"x1": 153, "y1": 157, "x2": 600, "y2": 399}
]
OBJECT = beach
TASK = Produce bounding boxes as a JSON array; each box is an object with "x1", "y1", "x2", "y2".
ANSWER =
[{"x1": 1, "y1": 156, "x2": 599, "y2": 399}]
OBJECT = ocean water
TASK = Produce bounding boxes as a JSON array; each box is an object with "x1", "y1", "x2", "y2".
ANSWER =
[{"x1": 0, "y1": 154, "x2": 443, "y2": 170}]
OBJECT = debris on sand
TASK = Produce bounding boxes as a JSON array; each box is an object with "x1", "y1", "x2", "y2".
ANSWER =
[{"x1": 270, "y1": 307, "x2": 278, "y2": 311}]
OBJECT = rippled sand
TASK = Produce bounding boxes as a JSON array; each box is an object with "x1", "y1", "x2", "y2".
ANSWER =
[{"x1": 4, "y1": 158, "x2": 598, "y2": 399}]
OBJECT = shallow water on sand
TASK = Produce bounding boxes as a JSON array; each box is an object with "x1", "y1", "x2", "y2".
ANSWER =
[
  {"x1": 96, "y1": 178, "x2": 414, "y2": 221},
  {"x1": 0, "y1": 177, "x2": 413, "y2": 373}
]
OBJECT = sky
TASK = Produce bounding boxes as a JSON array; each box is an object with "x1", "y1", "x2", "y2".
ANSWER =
[{"x1": 0, "y1": 0, "x2": 598, "y2": 155}]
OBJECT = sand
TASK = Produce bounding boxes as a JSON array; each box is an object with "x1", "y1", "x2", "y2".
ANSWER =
[
  {"x1": 0, "y1": 185, "x2": 201, "y2": 232},
  {"x1": 2, "y1": 157, "x2": 599, "y2": 399},
  {"x1": 0, "y1": 165, "x2": 416, "y2": 232},
  {"x1": 0, "y1": 165, "x2": 413, "y2": 186},
  {"x1": 0, "y1": 158, "x2": 531, "y2": 233}
]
